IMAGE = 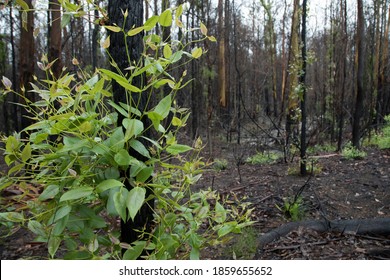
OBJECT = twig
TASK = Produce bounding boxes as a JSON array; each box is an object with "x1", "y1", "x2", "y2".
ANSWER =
[{"x1": 265, "y1": 240, "x2": 330, "y2": 252}]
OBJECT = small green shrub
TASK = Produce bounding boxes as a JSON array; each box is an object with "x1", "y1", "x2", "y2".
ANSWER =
[
  {"x1": 246, "y1": 151, "x2": 280, "y2": 165},
  {"x1": 276, "y1": 196, "x2": 305, "y2": 221},
  {"x1": 213, "y1": 158, "x2": 228, "y2": 171},
  {"x1": 341, "y1": 143, "x2": 367, "y2": 160},
  {"x1": 0, "y1": 5, "x2": 252, "y2": 260},
  {"x1": 227, "y1": 226, "x2": 258, "y2": 259},
  {"x1": 307, "y1": 143, "x2": 336, "y2": 154},
  {"x1": 375, "y1": 115, "x2": 390, "y2": 149},
  {"x1": 287, "y1": 160, "x2": 322, "y2": 175}
]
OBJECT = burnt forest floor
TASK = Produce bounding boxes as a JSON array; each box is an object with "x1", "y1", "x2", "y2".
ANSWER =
[
  {"x1": 198, "y1": 136, "x2": 390, "y2": 260},
  {"x1": 1, "y1": 135, "x2": 390, "y2": 260}
]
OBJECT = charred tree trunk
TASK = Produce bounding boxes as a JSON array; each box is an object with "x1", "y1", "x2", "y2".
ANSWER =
[
  {"x1": 300, "y1": 0, "x2": 308, "y2": 176},
  {"x1": 92, "y1": 5, "x2": 100, "y2": 70},
  {"x1": 108, "y1": 0, "x2": 154, "y2": 254},
  {"x1": 48, "y1": 0, "x2": 62, "y2": 78},
  {"x1": 218, "y1": 0, "x2": 227, "y2": 108},
  {"x1": 352, "y1": 0, "x2": 365, "y2": 149},
  {"x1": 19, "y1": 0, "x2": 35, "y2": 131}
]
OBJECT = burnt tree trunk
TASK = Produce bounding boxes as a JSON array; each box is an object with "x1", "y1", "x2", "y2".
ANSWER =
[
  {"x1": 48, "y1": 0, "x2": 62, "y2": 79},
  {"x1": 352, "y1": 0, "x2": 365, "y2": 148},
  {"x1": 300, "y1": 0, "x2": 308, "y2": 176},
  {"x1": 19, "y1": 0, "x2": 35, "y2": 131},
  {"x1": 108, "y1": 0, "x2": 154, "y2": 253}
]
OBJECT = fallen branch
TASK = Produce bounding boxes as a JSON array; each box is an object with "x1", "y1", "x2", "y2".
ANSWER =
[{"x1": 257, "y1": 217, "x2": 390, "y2": 250}]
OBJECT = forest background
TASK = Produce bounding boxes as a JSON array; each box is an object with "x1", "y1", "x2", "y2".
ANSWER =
[{"x1": 1, "y1": 0, "x2": 390, "y2": 155}]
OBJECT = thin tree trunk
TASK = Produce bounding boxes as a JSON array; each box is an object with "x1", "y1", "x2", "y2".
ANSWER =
[
  {"x1": 218, "y1": 0, "x2": 227, "y2": 108},
  {"x1": 300, "y1": 0, "x2": 308, "y2": 176},
  {"x1": 285, "y1": 0, "x2": 300, "y2": 161},
  {"x1": 352, "y1": 0, "x2": 365, "y2": 148},
  {"x1": 8, "y1": 5, "x2": 18, "y2": 132},
  {"x1": 19, "y1": 0, "x2": 35, "y2": 131},
  {"x1": 49, "y1": 0, "x2": 62, "y2": 78},
  {"x1": 92, "y1": 2, "x2": 100, "y2": 70},
  {"x1": 337, "y1": 0, "x2": 348, "y2": 151}
]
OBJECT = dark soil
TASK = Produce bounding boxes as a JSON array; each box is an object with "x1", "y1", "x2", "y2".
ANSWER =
[
  {"x1": 1, "y1": 136, "x2": 390, "y2": 260},
  {"x1": 198, "y1": 138, "x2": 390, "y2": 259}
]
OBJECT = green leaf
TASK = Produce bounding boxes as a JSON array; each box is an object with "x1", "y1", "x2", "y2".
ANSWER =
[
  {"x1": 163, "y1": 44, "x2": 172, "y2": 59},
  {"x1": 114, "y1": 187, "x2": 128, "y2": 221},
  {"x1": 123, "y1": 118, "x2": 144, "y2": 140},
  {"x1": 200, "y1": 22, "x2": 208, "y2": 35},
  {"x1": 59, "y1": 187, "x2": 93, "y2": 202},
  {"x1": 191, "y1": 47, "x2": 203, "y2": 59},
  {"x1": 96, "y1": 179, "x2": 124, "y2": 194},
  {"x1": 39, "y1": 185, "x2": 60, "y2": 201},
  {"x1": 49, "y1": 205, "x2": 72, "y2": 224},
  {"x1": 64, "y1": 250, "x2": 92, "y2": 260},
  {"x1": 170, "y1": 51, "x2": 183, "y2": 63},
  {"x1": 114, "y1": 149, "x2": 136, "y2": 166},
  {"x1": 105, "y1": 25, "x2": 121, "y2": 32},
  {"x1": 152, "y1": 78, "x2": 175, "y2": 89},
  {"x1": 117, "y1": 80, "x2": 142, "y2": 93},
  {"x1": 128, "y1": 26, "x2": 144, "y2": 36},
  {"x1": 99, "y1": 68, "x2": 128, "y2": 85},
  {"x1": 88, "y1": 236, "x2": 99, "y2": 253},
  {"x1": 52, "y1": 215, "x2": 69, "y2": 236},
  {"x1": 8, "y1": 163, "x2": 24, "y2": 176},
  {"x1": 154, "y1": 94, "x2": 172, "y2": 119},
  {"x1": 136, "y1": 166, "x2": 153, "y2": 183},
  {"x1": 5, "y1": 135, "x2": 19, "y2": 152},
  {"x1": 126, "y1": 187, "x2": 146, "y2": 221},
  {"x1": 16, "y1": 0, "x2": 29, "y2": 10},
  {"x1": 175, "y1": 4, "x2": 184, "y2": 18},
  {"x1": 123, "y1": 242, "x2": 145, "y2": 260},
  {"x1": 0, "y1": 179, "x2": 13, "y2": 192},
  {"x1": 129, "y1": 139, "x2": 150, "y2": 159},
  {"x1": 101, "y1": 35, "x2": 110, "y2": 49},
  {"x1": 163, "y1": 213, "x2": 177, "y2": 228},
  {"x1": 48, "y1": 236, "x2": 61, "y2": 258},
  {"x1": 0, "y1": 212, "x2": 24, "y2": 223},
  {"x1": 129, "y1": 161, "x2": 146, "y2": 178},
  {"x1": 159, "y1": 9, "x2": 172, "y2": 27},
  {"x1": 28, "y1": 220, "x2": 46, "y2": 237},
  {"x1": 21, "y1": 143, "x2": 31, "y2": 162},
  {"x1": 217, "y1": 222, "x2": 237, "y2": 237},
  {"x1": 190, "y1": 246, "x2": 200, "y2": 260},
  {"x1": 109, "y1": 127, "x2": 125, "y2": 152},
  {"x1": 108, "y1": 100, "x2": 129, "y2": 118},
  {"x1": 61, "y1": 13, "x2": 71, "y2": 28},
  {"x1": 166, "y1": 144, "x2": 192, "y2": 155},
  {"x1": 147, "y1": 111, "x2": 162, "y2": 130},
  {"x1": 119, "y1": 102, "x2": 142, "y2": 117},
  {"x1": 144, "y1": 15, "x2": 160, "y2": 31},
  {"x1": 172, "y1": 117, "x2": 182, "y2": 127},
  {"x1": 214, "y1": 202, "x2": 227, "y2": 223},
  {"x1": 208, "y1": 35, "x2": 217, "y2": 42}
]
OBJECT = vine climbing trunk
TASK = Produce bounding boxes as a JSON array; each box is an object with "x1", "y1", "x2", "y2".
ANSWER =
[
  {"x1": 108, "y1": 0, "x2": 154, "y2": 254},
  {"x1": 284, "y1": 0, "x2": 300, "y2": 162}
]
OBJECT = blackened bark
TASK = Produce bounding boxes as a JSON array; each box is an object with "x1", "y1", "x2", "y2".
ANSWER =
[
  {"x1": 19, "y1": 0, "x2": 35, "y2": 131},
  {"x1": 300, "y1": 0, "x2": 308, "y2": 176},
  {"x1": 108, "y1": 0, "x2": 154, "y2": 253},
  {"x1": 352, "y1": 0, "x2": 365, "y2": 148},
  {"x1": 92, "y1": 3, "x2": 100, "y2": 70},
  {"x1": 48, "y1": 0, "x2": 62, "y2": 79}
]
